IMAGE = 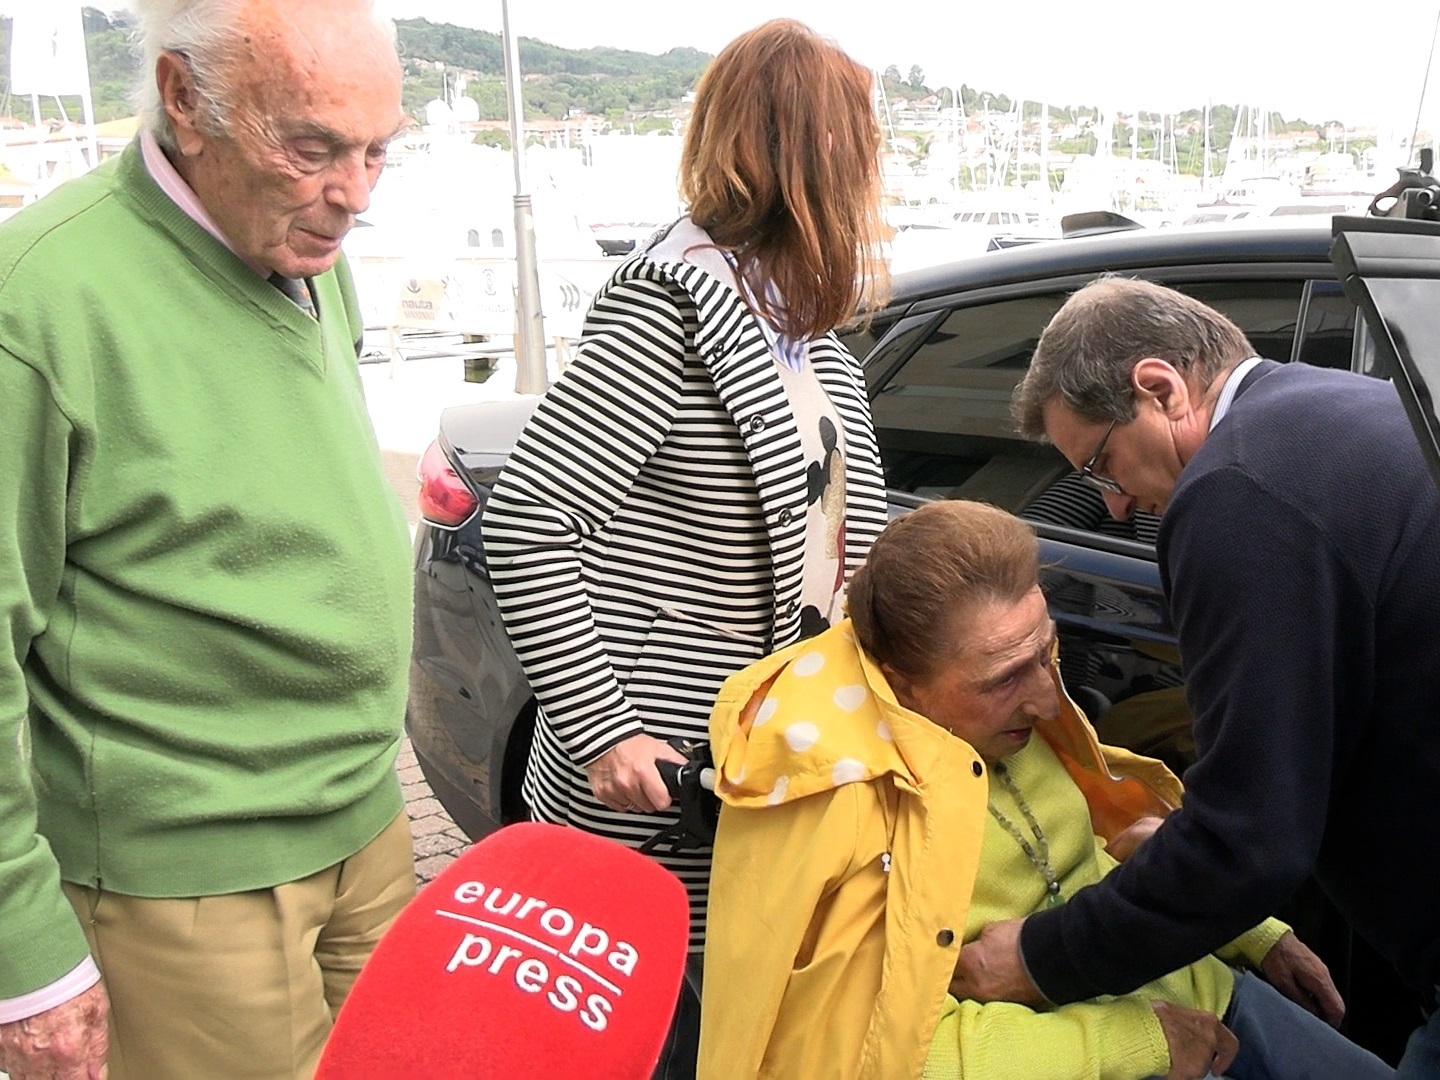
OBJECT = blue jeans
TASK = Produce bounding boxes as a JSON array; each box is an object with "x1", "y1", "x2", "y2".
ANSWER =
[
  {"x1": 1396, "y1": 994, "x2": 1440, "y2": 1079},
  {"x1": 1225, "y1": 969, "x2": 1393, "y2": 1080}
]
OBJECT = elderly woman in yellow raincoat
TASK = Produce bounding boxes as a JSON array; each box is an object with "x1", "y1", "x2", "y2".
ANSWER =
[{"x1": 698, "y1": 500, "x2": 1390, "y2": 1080}]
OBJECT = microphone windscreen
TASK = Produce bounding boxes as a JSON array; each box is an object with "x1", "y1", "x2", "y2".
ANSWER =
[{"x1": 317, "y1": 822, "x2": 690, "y2": 1079}]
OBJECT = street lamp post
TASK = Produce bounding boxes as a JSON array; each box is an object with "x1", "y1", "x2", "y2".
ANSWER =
[{"x1": 501, "y1": 0, "x2": 548, "y2": 394}]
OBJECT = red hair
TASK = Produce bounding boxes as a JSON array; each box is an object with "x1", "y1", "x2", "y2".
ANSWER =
[{"x1": 679, "y1": 19, "x2": 890, "y2": 339}]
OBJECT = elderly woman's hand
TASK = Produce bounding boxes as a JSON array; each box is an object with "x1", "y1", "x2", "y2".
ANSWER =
[
  {"x1": 585, "y1": 733, "x2": 688, "y2": 814},
  {"x1": 1151, "y1": 1000, "x2": 1239, "y2": 1080},
  {"x1": 1104, "y1": 815, "x2": 1166, "y2": 861}
]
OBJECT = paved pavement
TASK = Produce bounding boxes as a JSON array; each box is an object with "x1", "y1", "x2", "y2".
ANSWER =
[{"x1": 397, "y1": 734, "x2": 472, "y2": 885}]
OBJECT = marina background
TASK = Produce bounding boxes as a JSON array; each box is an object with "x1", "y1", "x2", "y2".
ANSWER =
[{"x1": 0, "y1": 5, "x2": 1433, "y2": 367}]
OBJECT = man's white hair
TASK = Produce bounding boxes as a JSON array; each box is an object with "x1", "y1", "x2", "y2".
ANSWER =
[{"x1": 131, "y1": 0, "x2": 398, "y2": 150}]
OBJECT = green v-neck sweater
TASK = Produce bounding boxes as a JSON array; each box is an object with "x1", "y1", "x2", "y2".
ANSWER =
[{"x1": 0, "y1": 141, "x2": 413, "y2": 997}]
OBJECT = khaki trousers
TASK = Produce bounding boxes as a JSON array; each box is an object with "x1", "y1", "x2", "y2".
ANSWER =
[{"x1": 62, "y1": 813, "x2": 415, "y2": 1080}]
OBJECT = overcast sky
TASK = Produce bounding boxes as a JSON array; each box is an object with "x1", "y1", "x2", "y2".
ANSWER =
[
  {"x1": 371, "y1": 0, "x2": 1440, "y2": 130},
  {"x1": 53, "y1": 0, "x2": 1440, "y2": 130}
]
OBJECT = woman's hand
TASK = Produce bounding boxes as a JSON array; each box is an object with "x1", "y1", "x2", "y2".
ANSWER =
[
  {"x1": 1104, "y1": 815, "x2": 1166, "y2": 861},
  {"x1": 585, "y1": 734, "x2": 688, "y2": 814},
  {"x1": 1151, "y1": 1000, "x2": 1238, "y2": 1080}
]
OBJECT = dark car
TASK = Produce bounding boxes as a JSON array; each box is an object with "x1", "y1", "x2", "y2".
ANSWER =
[
  {"x1": 406, "y1": 219, "x2": 1414, "y2": 1059},
  {"x1": 407, "y1": 222, "x2": 1361, "y2": 829}
]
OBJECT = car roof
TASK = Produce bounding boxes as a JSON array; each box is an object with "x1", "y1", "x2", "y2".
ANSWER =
[{"x1": 884, "y1": 224, "x2": 1335, "y2": 310}]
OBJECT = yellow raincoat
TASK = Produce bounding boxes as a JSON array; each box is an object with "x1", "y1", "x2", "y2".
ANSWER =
[{"x1": 698, "y1": 619, "x2": 1186, "y2": 1080}]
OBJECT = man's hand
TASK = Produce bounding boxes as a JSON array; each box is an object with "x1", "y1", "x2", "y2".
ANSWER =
[
  {"x1": 584, "y1": 733, "x2": 687, "y2": 814},
  {"x1": 1259, "y1": 930, "x2": 1345, "y2": 1027},
  {"x1": 949, "y1": 917, "x2": 1048, "y2": 1007},
  {"x1": 1151, "y1": 1000, "x2": 1238, "y2": 1080},
  {"x1": 0, "y1": 982, "x2": 109, "y2": 1080},
  {"x1": 1104, "y1": 814, "x2": 1165, "y2": 861}
]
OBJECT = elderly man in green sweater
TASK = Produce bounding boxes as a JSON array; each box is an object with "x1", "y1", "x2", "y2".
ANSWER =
[{"x1": 0, "y1": 2, "x2": 415, "y2": 1077}]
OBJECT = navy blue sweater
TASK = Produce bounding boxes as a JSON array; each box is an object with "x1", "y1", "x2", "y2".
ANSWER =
[{"x1": 1022, "y1": 360, "x2": 1440, "y2": 1002}]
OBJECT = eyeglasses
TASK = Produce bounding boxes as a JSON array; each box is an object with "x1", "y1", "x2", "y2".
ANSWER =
[{"x1": 1079, "y1": 419, "x2": 1126, "y2": 495}]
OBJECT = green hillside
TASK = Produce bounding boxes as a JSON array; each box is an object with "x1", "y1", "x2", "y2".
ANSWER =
[
  {"x1": 0, "y1": 10, "x2": 712, "y2": 126},
  {"x1": 0, "y1": 9, "x2": 1344, "y2": 178}
]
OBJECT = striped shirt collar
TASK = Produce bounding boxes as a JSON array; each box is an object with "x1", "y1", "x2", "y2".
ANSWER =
[
  {"x1": 1208, "y1": 356, "x2": 1265, "y2": 432},
  {"x1": 646, "y1": 217, "x2": 810, "y2": 371},
  {"x1": 720, "y1": 253, "x2": 809, "y2": 372}
]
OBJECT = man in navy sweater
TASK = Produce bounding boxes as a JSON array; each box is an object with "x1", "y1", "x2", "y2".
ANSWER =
[{"x1": 953, "y1": 276, "x2": 1440, "y2": 1077}]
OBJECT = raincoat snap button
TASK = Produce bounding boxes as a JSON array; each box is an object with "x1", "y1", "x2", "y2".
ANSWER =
[
  {"x1": 972, "y1": 761, "x2": 984, "y2": 777},
  {"x1": 937, "y1": 928, "x2": 955, "y2": 947}
]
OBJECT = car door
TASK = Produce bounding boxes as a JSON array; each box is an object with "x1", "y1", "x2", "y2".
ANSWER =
[{"x1": 1332, "y1": 215, "x2": 1440, "y2": 486}]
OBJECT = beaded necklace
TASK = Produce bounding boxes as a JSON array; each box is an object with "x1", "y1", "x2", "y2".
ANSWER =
[{"x1": 988, "y1": 759, "x2": 1063, "y2": 907}]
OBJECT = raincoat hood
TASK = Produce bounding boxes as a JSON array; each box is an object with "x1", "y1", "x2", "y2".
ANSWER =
[{"x1": 712, "y1": 620, "x2": 921, "y2": 808}]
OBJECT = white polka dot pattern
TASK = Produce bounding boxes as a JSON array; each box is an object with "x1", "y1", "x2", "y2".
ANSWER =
[
  {"x1": 791, "y1": 651, "x2": 826, "y2": 677},
  {"x1": 832, "y1": 758, "x2": 867, "y2": 784},
  {"x1": 713, "y1": 619, "x2": 917, "y2": 808},
  {"x1": 785, "y1": 722, "x2": 820, "y2": 752}
]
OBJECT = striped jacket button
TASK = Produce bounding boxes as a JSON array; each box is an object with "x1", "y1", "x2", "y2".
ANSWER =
[
  {"x1": 779, "y1": 507, "x2": 793, "y2": 526},
  {"x1": 748, "y1": 415, "x2": 766, "y2": 433}
]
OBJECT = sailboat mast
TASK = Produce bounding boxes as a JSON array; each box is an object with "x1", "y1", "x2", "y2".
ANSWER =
[
  {"x1": 1224, "y1": 103, "x2": 1246, "y2": 182},
  {"x1": 1040, "y1": 99, "x2": 1050, "y2": 192},
  {"x1": 1203, "y1": 99, "x2": 1211, "y2": 194},
  {"x1": 872, "y1": 69, "x2": 899, "y2": 155}
]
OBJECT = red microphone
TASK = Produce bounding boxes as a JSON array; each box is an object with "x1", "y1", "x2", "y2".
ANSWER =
[{"x1": 317, "y1": 822, "x2": 690, "y2": 1079}]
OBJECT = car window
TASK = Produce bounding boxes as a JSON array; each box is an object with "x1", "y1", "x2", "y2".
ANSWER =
[
  {"x1": 1178, "y1": 280, "x2": 1304, "y2": 361},
  {"x1": 855, "y1": 313, "x2": 943, "y2": 394},
  {"x1": 1294, "y1": 281, "x2": 1357, "y2": 370},
  {"x1": 869, "y1": 278, "x2": 1345, "y2": 513},
  {"x1": 836, "y1": 310, "x2": 903, "y2": 369},
  {"x1": 869, "y1": 292, "x2": 1070, "y2": 506}
]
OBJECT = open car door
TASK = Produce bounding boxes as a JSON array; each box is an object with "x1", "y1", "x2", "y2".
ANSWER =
[{"x1": 1331, "y1": 214, "x2": 1440, "y2": 489}]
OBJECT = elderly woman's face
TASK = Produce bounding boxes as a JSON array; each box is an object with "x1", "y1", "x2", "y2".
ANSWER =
[{"x1": 888, "y1": 586, "x2": 1059, "y2": 762}]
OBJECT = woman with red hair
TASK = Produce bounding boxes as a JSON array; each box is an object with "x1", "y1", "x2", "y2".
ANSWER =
[{"x1": 482, "y1": 20, "x2": 891, "y2": 1074}]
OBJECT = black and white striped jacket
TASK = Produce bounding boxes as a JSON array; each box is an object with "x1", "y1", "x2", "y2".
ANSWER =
[{"x1": 481, "y1": 223, "x2": 887, "y2": 942}]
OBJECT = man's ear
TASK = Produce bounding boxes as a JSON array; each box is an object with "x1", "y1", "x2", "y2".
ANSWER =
[
  {"x1": 1130, "y1": 358, "x2": 1191, "y2": 420},
  {"x1": 155, "y1": 51, "x2": 206, "y2": 157}
]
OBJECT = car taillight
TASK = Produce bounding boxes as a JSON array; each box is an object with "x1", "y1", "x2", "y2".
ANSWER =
[{"x1": 416, "y1": 440, "x2": 479, "y2": 528}]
